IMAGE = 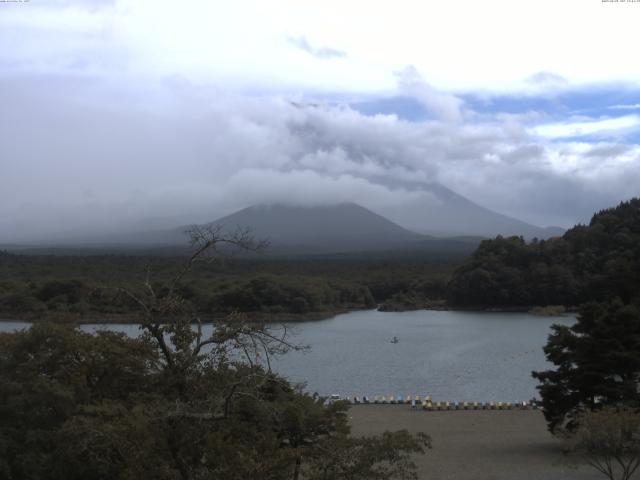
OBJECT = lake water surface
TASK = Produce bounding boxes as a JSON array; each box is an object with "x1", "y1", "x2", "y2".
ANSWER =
[{"x1": 0, "y1": 309, "x2": 574, "y2": 402}]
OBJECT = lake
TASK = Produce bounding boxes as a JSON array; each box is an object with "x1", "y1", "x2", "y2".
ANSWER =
[{"x1": 0, "y1": 309, "x2": 574, "y2": 402}]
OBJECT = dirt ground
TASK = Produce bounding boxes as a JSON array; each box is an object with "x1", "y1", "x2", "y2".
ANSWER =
[{"x1": 348, "y1": 405, "x2": 603, "y2": 480}]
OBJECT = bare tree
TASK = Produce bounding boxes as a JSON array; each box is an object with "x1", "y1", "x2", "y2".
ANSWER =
[
  {"x1": 104, "y1": 224, "x2": 300, "y2": 383},
  {"x1": 567, "y1": 406, "x2": 640, "y2": 480}
]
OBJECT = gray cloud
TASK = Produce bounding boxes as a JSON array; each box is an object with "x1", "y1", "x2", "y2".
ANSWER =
[
  {"x1": 286, "y1": 36, "x2": 347, "y2": 60},
  {"x1": 2, "y1": 1, "x2": 639, "y2": 244},
  {"x1": 584, "y1": 144, "x2": 631, "y2": 158},
  {"x1": 1, "y1": 71, "x2": 639, "y2": 242}
]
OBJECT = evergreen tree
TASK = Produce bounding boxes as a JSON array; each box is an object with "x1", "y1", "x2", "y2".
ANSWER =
[
  {"x1": 448, "y1": 198, "x2": 640, "y2": 308},
  {"x1": 533, "y1": 300, "x2": 640, "y2": 432}
]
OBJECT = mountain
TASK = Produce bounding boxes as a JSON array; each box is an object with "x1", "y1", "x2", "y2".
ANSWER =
[
  {"x1": 209, "y1": 203, "x2": 426, "y2": 253},
  {"x1": 2, "y1": 182, "x2": 564, "y2": 252},
  {"x1": 12, "y1": 202, "x2": 480, "y2": 257},
  {"x1": 371, "y1": 181, "x2": 565, "y2": 239}
]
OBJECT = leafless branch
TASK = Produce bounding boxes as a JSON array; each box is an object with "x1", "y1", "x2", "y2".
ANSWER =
[{"x1": 167, "y1": 224, "x2": 269, "y2": 297}]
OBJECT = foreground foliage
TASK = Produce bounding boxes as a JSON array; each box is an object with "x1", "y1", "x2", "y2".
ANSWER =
[
  {"x1": 0, "y1": 325, "x2": 430, "y2": 480},
  {"x1": 0, "y1": 227, "x2": 430, "y2": 480}
]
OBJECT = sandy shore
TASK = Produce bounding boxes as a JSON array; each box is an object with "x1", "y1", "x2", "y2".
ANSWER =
[{"x1": 349, "y1": 405, "x2": 601, "y2": 480}]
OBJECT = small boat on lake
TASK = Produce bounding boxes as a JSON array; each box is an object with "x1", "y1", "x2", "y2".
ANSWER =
[{"x1": 391, "y1": 336, "x2": 399, "y2": 344}]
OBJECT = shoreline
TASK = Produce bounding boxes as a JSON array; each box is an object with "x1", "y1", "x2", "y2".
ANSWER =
[
  {"x1": 0, "y1": 304, "x2": 577, "y2": 325},
  {"x1": 0, "y1": 308, "x2": 358, "y2": 325}
]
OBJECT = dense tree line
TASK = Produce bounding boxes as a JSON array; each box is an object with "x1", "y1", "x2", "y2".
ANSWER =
[
  {"x1": 0, "y1": 252, "x2": 453, "y2": 321},
  {"x1": 209, "y1": 275, "x2": 375, "y2": 314},
  {"x1": 514, "y1": 199, "x2": 640, "y2": 437},
  {"x1": 448, "y1": 198, "x2": 640, "y2": 308}
]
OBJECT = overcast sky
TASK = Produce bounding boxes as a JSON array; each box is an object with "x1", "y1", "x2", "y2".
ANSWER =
[{"x1": 1, "y1": 0, "x2": 640, "y2": 241}]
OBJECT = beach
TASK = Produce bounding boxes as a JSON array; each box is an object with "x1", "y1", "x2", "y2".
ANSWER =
[{"x1": 349, "y1": 405, "x2": 602, "y2": 480}]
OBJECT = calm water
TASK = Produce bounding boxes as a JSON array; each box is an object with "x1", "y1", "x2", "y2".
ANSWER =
[{"x1": 0, "y1": 310, "x2": 574, "y2": 402}]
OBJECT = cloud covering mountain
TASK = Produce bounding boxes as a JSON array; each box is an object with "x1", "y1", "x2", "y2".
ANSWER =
[{"x1": 1, "y1": 1, "x2": 639, "y2": 242}]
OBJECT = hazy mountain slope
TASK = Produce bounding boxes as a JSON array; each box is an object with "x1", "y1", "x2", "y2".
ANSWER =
[
  {"x1": 210, "y1": 203, "x2": 425, "y2": 252},
  {"x1": 3, "y1": 182, "x2": 564, "y2": 250},
  {"x1": 16, "y1": 203, "x2": 480, "y2": 257},
  {"x1": 373, "y1": 181, "x2": 564, "y2": 239}
]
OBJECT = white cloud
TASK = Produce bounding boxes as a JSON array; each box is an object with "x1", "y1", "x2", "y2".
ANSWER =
[
  {"x1": 286, "y1": 36, "x2": 346, "y2": 59},
  {"x1": 609, "y1": 104, "x2": 640, "y2": 111},
  {"x1": 395, "y1": 66, "x2": 464, "y2": 122},
  {"x1": 530, "y1": 115, "x2": 640, "y2": 139},
  {"x1": 2, "y1": 0, "x2": 640, "y2": 93},
  {"x1": 526, "y1": 72, "x2": 568, "y2": 87},
  {"x1": 2, "y1": 0, "x2": 640, "y2": 238}
]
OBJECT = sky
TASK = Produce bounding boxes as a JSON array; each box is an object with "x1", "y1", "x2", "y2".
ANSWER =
[{"x1": 1, "y1": 0, "x2": 640, "y2": 241}]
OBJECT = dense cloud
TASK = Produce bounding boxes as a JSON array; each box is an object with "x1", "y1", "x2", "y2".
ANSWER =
[
  {"x1": 286, "y1": 36, "x2": 347, "y2": 60},
  {"x1": 395, "y1": 66, "x2": 465, "y2": 123},
  {"x1": 1, "y1": 70, "x2": 640, "y2": 242},
  {"x1": 1, "y1": 1, "x2": 639, "y2": 242}
]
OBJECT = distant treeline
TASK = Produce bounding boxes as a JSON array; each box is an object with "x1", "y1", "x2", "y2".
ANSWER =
[
  {"x1": 448, "y1": 198, "x2": 640, "y2": 308},
  {"x1": 5, "y1": 198, "x2": 637, "y2": 321},
  {"x1": 0, "y1": 252, "x2": 455, "y2": 321}
]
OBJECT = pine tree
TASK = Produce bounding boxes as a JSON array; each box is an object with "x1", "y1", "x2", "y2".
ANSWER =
[{"x1": 533, "y1": 299, "x2": 640, "y2": 432}]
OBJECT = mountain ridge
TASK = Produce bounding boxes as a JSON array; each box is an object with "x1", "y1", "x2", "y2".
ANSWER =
[
  {"x1": 370, "y1": 180, "x2": 565, "y2": 239},
  {"x1": 0, "y1": 181, "x2": 566, "y2": 250},
  {"x1": 206, "y1": 202, "x2": 425, "y2": 253}
]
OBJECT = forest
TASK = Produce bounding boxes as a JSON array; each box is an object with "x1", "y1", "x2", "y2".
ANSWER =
[
  {"x1": 0, "y1": 251, "x2": 454, "y2": 322},
  {"x1": 448, "y1": 198, "x2": 640, "y2": 309}
]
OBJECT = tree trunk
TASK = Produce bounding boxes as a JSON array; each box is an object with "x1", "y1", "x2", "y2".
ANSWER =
[{"x1": 293, "y1": 456, "x2": 302, "y2": 480}]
